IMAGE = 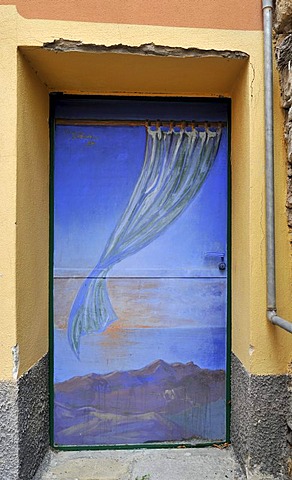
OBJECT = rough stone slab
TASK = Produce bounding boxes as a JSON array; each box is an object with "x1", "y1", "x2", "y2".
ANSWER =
[{"x1": 33, "y1": 447, "x2": 245, "y2": 480}]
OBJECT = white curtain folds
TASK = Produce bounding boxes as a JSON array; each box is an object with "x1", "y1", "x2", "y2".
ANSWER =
[{"x1": 67, "y1": 124, "x2": 222, "y2": 357}]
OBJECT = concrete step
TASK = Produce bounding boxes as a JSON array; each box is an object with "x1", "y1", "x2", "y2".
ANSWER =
[{"x1": 33, "y1": 447, "x2": 245, "y2": 480}]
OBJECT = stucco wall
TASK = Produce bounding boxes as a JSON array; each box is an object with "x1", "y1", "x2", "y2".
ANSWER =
[
  {"x1": 0, "y1": 2, "x2": 291, "y2": 478},
  {"x1": 0, "y1": 2, "x2": 291, "y2": 381},
  {"x1": 0, "y1": 0, "x2": 262, "y2": 30},
  {"x1": 0, "y1": 6, "x2": 18, "y2": 380},
  {"x1": 16, "y1": 52, "x2": 49, "y2": 376}
]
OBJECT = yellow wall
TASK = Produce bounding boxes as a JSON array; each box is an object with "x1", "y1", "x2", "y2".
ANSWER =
[
  {"x1": 230, "y1": 62, "x2": 252, "y2": 369},
  {"x1": 0, "y1": 5, "x2": 291, "y2": 379},
  {"x1": 16, "y1": 52, "x2": 49, "y2": 376},
  {"x1": 0, "y1": 7, "x2": 18, "y2": 379}
]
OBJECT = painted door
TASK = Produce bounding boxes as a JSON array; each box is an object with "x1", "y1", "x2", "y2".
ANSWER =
[{"x1": 52, "y1": 97, "x2": 229, "y2": 447}]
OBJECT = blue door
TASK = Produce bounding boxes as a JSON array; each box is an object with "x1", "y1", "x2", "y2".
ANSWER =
[{"x1": 52, "y1": 97, "x2": 229, "y2": 447}]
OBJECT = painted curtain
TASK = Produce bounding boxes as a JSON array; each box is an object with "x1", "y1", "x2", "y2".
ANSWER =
[{"x1": 67, "y1": 124, "x2": 222, "y2": 356}]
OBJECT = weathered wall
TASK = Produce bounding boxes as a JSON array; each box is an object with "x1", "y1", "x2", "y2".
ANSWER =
[
  {"x1": 231, "y1": 354, "x2": 290, "y2": 479},
  {"x1": 275, "y1": 0, "x2": 292, "y2": 248},
  {"x1": 274, "y1": 3, "x2": 292, "y2": 476},
  {"x1": 0, "y1": 2, "x2": 289, "y2": 382},
  {"x1": 0, "y1": 355, "x2": 49, "y2": 480},
  {"x1": 275, "y1": 0, "x2": 292, "y2": 34},
  {"x1": 18, "y1": 355, "x2": 49, "y2": 479}
]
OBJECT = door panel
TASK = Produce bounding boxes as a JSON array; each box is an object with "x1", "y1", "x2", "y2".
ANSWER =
[{"x1": 52, "y1": 98, "x2": 229, "y2": 447}]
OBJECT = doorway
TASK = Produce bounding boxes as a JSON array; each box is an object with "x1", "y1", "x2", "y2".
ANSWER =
[{"x1": 51, "y1": 96, "x2": 230, "y2": 448}]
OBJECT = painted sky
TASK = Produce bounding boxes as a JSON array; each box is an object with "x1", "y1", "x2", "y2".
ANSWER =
[
  {"x1": 54, "y1": 125, "x2": 228, "y2": 277},
  {"x1": 53, "y1": 119, "x2": 228, "y2": 381}
]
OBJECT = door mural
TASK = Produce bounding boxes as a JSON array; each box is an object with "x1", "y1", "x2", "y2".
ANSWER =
[{"x1": 52, "y1": 98, "x2": 228, "y2": 447}]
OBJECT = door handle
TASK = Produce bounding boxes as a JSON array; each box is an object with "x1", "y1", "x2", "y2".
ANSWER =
[{"x1": 204, "y1": 252, "x2": 226, "y2": 271}]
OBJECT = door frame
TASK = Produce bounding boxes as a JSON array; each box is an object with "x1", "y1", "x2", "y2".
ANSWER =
[{"x1": 49, "y1": 93, "x2": 232, "y2": 450}]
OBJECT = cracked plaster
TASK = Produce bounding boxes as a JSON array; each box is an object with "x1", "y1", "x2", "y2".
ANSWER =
[{"x1": 43, "y1": 39, "x2": 249, "y2": 60}]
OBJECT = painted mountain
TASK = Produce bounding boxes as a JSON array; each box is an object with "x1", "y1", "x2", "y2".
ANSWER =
[{"x1": 54, "y1": 360, "x2": 226, "y2": 445}]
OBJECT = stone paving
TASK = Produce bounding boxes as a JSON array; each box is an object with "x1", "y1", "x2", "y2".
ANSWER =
[{"x1": 33, "y1": 446, "x2": 246, "y2": 480}]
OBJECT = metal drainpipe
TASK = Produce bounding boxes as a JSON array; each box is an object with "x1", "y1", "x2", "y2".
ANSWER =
[{"x1": 263, "y1": 0, "x2": 292, "y2": 333}]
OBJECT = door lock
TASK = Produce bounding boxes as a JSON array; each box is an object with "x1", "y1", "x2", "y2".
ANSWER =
[
  {"x1": 204, "y1": 252, "x2": 226, "y2": 271},
  {"x1": 218, "y1": 259, "x2": 226, "y2": 271}
]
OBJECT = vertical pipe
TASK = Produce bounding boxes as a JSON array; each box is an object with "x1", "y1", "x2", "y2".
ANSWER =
[
  {"x1": 263, "y1": 0, "x2": 292, "y2": 332},
  {"x1": 263, "y1": 0, "x2": 276, "y2": 312}
]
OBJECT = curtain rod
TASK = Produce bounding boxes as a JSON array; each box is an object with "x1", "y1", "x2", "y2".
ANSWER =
[{"x1": 55, "y1": 119, "x2": 227, "y2": 127}]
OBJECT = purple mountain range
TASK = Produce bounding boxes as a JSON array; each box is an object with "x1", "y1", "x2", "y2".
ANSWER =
[{"x1": 54, "y1": 360, "x2": 226, "y2": 445}]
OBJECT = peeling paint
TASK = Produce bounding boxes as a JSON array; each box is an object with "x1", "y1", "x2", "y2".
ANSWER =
[
  {"x1": 12, "y1": 344, "x2": 19, "y2": 380},
  {"x1": 43, "y1": 39, "x2": 249, "y2": 60},
  {"x1": 249, "y1": 344, "x2": 255, "y2": 356}
]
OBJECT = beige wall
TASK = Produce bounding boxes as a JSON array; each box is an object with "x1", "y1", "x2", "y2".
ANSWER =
[
  {"x1": 16, "y1": 52, "x2": 49, "y2": 376},
  {"x1": 0, "y1": 4, "x2": 291, "y2": 379}
]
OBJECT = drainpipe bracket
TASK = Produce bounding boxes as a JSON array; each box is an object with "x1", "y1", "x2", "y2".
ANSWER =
[{"x1": 262, "y1": 0, "x2": 273, "y2": 10}]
